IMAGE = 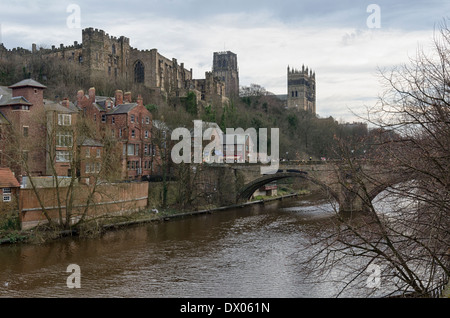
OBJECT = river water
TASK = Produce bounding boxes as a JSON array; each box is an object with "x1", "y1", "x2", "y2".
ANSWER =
[{"x1": 0, "y1": 194, "x2": 382, "y2": 298}]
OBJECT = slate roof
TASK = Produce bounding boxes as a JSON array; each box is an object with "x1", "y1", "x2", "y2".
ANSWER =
[
  {"x1": 107, "y1": 103, "x2": 138, "y2": 115},
  {"x1": 0, "y1": 96, "x2": 33, "y2": 106},
  {"x1": 77, "y1": 137, "x2": 103, "y2": 147},
  {"x1": 43, "y1": 100, "x2": 78, "y2": 113},
  {"x1": 0, "y1": 110, "x2": 10, "y2": 125},
  {"x1": 0, "y1": 168, "x2": 20, "y2": 188},
  {"x1": 8, "y1": 79, "x2": 47, "y2": 89}
]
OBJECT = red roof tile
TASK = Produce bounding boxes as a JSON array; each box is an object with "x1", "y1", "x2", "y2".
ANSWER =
[{"x1": 0, "y1": 168, "x2": 20, "y2": 188}]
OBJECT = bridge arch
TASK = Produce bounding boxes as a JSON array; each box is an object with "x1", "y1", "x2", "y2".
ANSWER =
[{"x1": 236, "y1": 170, "x2": 340, "y2": 204}]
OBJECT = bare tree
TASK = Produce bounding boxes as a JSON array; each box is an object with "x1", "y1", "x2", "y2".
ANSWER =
[{"x1": 301, "y1": 20, "x2": 450, "y2": 298}]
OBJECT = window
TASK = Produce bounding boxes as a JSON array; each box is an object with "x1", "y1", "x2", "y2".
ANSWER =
[
  {"x1": 85, "y1": 163, "x2": 91, "y2": 174},
  {"x1": 96, "y1": 163, "x2": 101, "y2": 173},
  {"x1": 96, "y1": 149, "x2": 101, "y2": 158},
  {"x1": 13, "y1": 105, "x2": 29, "y2": 110},
  {"x1": 134, "y1": 60, "x2": 145, "y2": 83},
  {"x1": 56, "y1": 151, "x2": 70, "y2": 162},
  {"x1": 144, "y1": 144, "x2": 148, "y2": 155},
  {"x1": 145, "y1": 130, "x2": 149, "y2": 139},
  {"x1": 146, "y1": 117, "x2": 150, "y2": 124},
  {"x1": 112, "y1": 117, "x2": 115, "y2": 124},
  {"x1": 56, "y1": 131, "x2": 73, "y2": 147},
  {"x1": 2, "y1": 187, "x2": 11, "y2": 202},
  {"x1": 23, "y1": 126, "x2": 29, "y2": 137},
  {"x1": 58, "y1": 114, "x2": 72, "y2": 126},
  {"x1": 127, "y1": 144, "x2": 135, "y2": 156},
  {"x1": 135, "y1": 144, "x2": 139, "y2": 156},
  {"x1": 85, "y1": 148, "x2": 90, "y2": 158},
  {"x1": 131, "y1": 115, "x2": 135, "y2": 123},
  {"x1": 101, "y1": 114, "x2": 106, "y2": 123},
  {"x1": 131, "y1": 130, "x2": 135, "y2": 138}
]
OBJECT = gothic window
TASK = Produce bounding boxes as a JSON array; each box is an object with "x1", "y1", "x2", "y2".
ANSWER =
[
  {"x1": 112, "y1": 44, "x2": 116, "y2": 55},
  {"x1": 134, "y1": 60, "x2": 145, "y2": 83}
]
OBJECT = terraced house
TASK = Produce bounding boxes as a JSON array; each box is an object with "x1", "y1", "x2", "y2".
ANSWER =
[{"x1": 0, "y1": 78, "x2": 161, "y2": 186}]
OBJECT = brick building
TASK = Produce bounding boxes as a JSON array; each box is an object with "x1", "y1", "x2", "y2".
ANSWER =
[
  {"x1": 75, "y1": 88, "x2": 157, "y2": 180},
  {"x1": 0, "y1": 167, "x2": 20, "y2": 212},
  {"x1": 0, "y1": 79, "x2": 48, "y2": 179}
]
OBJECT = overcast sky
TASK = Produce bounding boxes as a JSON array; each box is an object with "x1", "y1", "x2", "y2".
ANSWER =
[{"x1": 0, "y1": 0, "x2": 448, "y2": 122}]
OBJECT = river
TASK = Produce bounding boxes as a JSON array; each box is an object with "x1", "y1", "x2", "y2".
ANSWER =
[{"x1": 0, "y1": 194, "x2": 384, "y2": 298}]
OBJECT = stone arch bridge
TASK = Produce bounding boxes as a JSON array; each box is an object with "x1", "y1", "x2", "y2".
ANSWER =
[{"x1": 206, "y1": 160, "x2": 414, "y2": 213}]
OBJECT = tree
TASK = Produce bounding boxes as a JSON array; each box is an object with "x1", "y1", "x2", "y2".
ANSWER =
[
  {"x1": 2, "y1": 103, "x2": 122, "y2": 231},
  {"x1": 303, "y1": 21, "x2": 450, "y2": 297}
]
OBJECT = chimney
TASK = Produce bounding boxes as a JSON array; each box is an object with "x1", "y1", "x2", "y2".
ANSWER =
[
  {"x1": 137, "y1": 94, "x2": 144, "y2": 107},
  {"x1": 88, "y1": 87, "x2": 96, "y2": 102},
  {"x1": 77, "y1": 90, "x2": 84, "y2": 106},
  {"x1": 124, "y1": 91, "x2": 132, "y2": 103},
  {"x1": 62, "y1": 98, "x2": 70, "y2": 108},
  {"x1": 115, "y1": 90, "x2": 123, "y2": 106}
]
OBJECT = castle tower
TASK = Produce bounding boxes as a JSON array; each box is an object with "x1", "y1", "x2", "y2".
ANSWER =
[
  {"x1": 212, "y1": 51, "x2": 239, "y2": 99},
  {"x1": 287, "y1": 65, "x2": 316, "y2": 114},
  {"x1": 82, "y1": 28, "x2": 131, "y2": 82}
]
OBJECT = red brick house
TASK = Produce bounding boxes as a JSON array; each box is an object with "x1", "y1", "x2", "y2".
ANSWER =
[
  {"x1": 0, "y1": 167, "x2": 20, "y2": 212},
  {"x1": 76, "y1": 88, "x2": 156, "y2": 180},
  {"x1": 107, "y1": 93, "x2": 154, "y2": 180},
  {"x1": 0, "y1": 79, "x2": 48, "y2": 181}
]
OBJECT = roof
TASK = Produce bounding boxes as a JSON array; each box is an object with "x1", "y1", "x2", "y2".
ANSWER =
[
  {"x1": 0, "y1": 96, "x2": 33, "y2": 106},
  {"x1": 0, "y1": 168, "x2": 20, "y2": 188},
  {"x1": 43, "y1": 100, "x2": 77, "y2": 113},
  {"x1": 107, "y1": 103, "x2": 138, "y2": 115},
  {"x1": 77, "y1": 137, "x2": 103, "y2": 147},
  {"x1": 8, "y1": 79, "x2": 47, "y2": 89},
  {"x1": 0, "y1": 111, "x2": 10, "y2": 125}
]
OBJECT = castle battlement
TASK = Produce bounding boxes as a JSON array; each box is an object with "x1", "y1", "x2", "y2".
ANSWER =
[{"x1": 288, "y1": 65, "x2": 315, "y2": 79}]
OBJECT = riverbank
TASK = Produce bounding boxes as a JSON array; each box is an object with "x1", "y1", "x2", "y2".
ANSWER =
[{"x1": 0, "y1": 191, "x2": 303, "y2": 246}]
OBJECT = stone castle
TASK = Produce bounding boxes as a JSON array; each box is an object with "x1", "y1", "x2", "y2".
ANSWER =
[
  {"x1": 0, "y1": 27, "x2": 316, "y2": 114},
  {"x1": 0, "y1": 27, "x2": 240, "y2": 106}
]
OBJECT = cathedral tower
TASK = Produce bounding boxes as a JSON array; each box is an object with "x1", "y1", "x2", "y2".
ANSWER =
[{"x1": 287, "y1": 65, "x2": 316, "y2": 114}]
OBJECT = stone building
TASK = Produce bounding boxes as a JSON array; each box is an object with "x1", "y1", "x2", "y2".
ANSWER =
[
  {"x1": 212, "y1": 51, "x2": 239, "y2": 99},
  {"x1": 0, "y1": 28, "x2": 235, "y2": 105},
  {"x1": 287, "y1": 65, "x2": 316, "y2": 114}
]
